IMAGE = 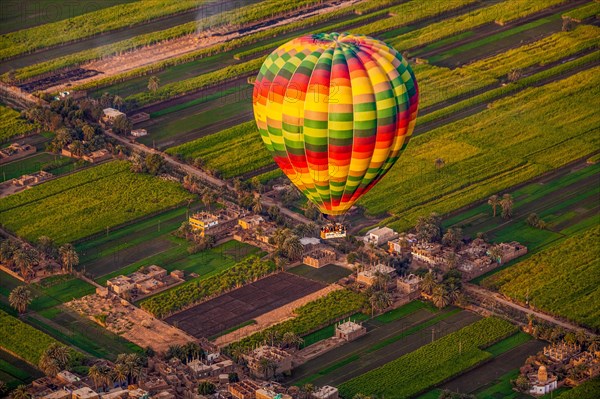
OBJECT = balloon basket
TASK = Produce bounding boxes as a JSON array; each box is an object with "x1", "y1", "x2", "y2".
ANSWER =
[{"x1": 320, "y1": 222, "x2": 347, "y2": 240}]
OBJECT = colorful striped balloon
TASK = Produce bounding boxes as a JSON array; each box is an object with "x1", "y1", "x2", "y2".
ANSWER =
[{"x1": 253, "y1": 32, "x2": 419, "y2": 215}]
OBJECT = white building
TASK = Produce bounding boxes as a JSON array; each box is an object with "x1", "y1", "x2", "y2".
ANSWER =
[
  {"x1": 364, "y1": 226, "x2": 398, "y2": 246},
  {"x1": 529, "y1": 366, "x2": 558, "y2": 396},
  {"x1": 312, "y1": 385, "x2": 339, "y2": 399},
  {"x1": 130, "y1": 129, "x2": 148, "y2": 137}
]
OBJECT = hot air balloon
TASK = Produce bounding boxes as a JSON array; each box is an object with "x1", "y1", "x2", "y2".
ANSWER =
[{"x1": 252, "y1": 32, "x2": 418, "y2": 238}]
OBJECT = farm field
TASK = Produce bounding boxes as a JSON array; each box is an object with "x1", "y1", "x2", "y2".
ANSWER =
[
  {"x1": 338, "y1": 317, "x2": 517, "y2": 398},
  {"x1": 287, "y1": 264, "x2": 352, "y2": 284},
  {"x1": 0, "y1": 104, "x2": 37, "y2": 143},
  {"x1": 360, "y1": 67, "x2": 600, "y2": 232},
  {"x1": 0, "y1": 152, "x2": 78, "y2": 181},
  {"x1": 165, "y1": 272, "x2": 326, "y2": 339},
  {"x1": 443, "y1": 161, "x2": 600, "y2": 253},
  {"x1": 0, "y1": 348, "x2": 42, "y2": 391},
  {"x1": 0, "y1": 161, "x2": 193, "y2": 244},
  {"x1": 483, "y1": 225, "x2": 600, "y2": 330},
  {"x1": 95, "y1": 238, "x2": 262, "y2": 286}
]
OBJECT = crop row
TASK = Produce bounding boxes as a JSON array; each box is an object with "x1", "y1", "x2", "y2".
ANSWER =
[
  {"x1": 0, "y1": 161, "x2": 193, "y2": 244},
  {"x1": 483, "y1": 225, "x2": 600, "y2": 330},
  {"x1": 0, "y1": 105, "x2": 37, "y2": 143},
  {"x1": 338, "y1": 317, "x2": 517, "y2": 398},
  {"x1": 388, "y1": 0, "x2": 570, "y2": 51},
  {"x1": 563, "y1": 1, "x2": 600, "y2": 21},
  {"x1": 0, "y1": 309, "x2": 63, "y2": 365},
  {"x1": 0, "y1": 0, "x2": 203, "y2": 60},
  {"x1": 139, "y1": 256, "x2": 276, "y2": 318},
  {"x1": 225, "y1": 289, "x2": 367, "y2": 353},
  {"x1": 360, "y1": 66, "x2": 600, "y2": 231},
  {"x1": 166, "y1": 121, "x2": 272, "y2": 179}
]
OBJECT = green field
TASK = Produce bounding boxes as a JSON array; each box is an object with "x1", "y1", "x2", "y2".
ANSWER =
[
  {"x1": 0, "y1": 152, "x2": 78, "y2": 181},
  {"x1": 359, "y1": 67, "x2": 600, "y2": 231},
  {"x1": 0, "y1": 348, "x2": 42, "y2": 391},
  {"x1": 483, "y1": 225, "x2": 600, "y2": 330},
  {"x1": 0, "y1": 105, "x2": 37, "y2": 143},
  {"x1": 338, "y1": 317, "x2": 517, "y2": 398},
  {"x1": 97, "y1": 239, "x2": 263, "y2": 286},
  {"x1": 287, "y1": 264, "x2": 352, "y2": 284},
  {"x1": 0, "y1": 161, "x2": 193, "y2": 244}
]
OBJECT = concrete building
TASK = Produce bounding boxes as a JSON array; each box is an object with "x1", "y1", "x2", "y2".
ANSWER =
[
  {"x1": 72, "y1": 387, "x2": 99, "y2": 399},
  {"x1": 364, "y1": 226, "x2": 398, "y2": 246},
  {"x1": 228, "y1": 380, "x2": 261, "y2": 399},
  {"x1": 238, "y1": 215, "x2": 264, "y2": 230},
  {"x1": 303, "y1": 248, "x2": 336, "y2": 268},
  {"x1": 335, "y1": 320, "x2": 366, "y2": 342},
  {"x1": 529, "y1": 366, "x2": 558, "y2": 396},
  {"x1": 356, "y1": 263, "x2": 396, "y2": 286},
  {"x1": 13, "y1": 171, "x2": 52, "y2": 186},
  {"x1": 388, "y1": 233, "x2": 417, "y2": 255},
  {"x1": 130, "y1": 129, "x2": 148, "y2": 137},
  {"x1": 244, "y1": 346, "x2": 293, "y2": 379},
  {"x1": 0, "y1": 143, "x2": 36, "y2": 164},
  {"x1": 256, "y1": 389, "x2": 292, "y2": 399},
  {"x1": 130, "y1": 113, "x2": 150, "y2": 125},
  {"x1": 397, "y1": 274, "x2": 422, "y2": 298},
  {"x1": 300, "y1": 237, "x2": 321, "y2": 249},
  {"x1": 544, "y1": 341, "x2": 582, "y2": 363},
  {"x1": 102, "y1": 108, "x2": 126, "y2": 124},
  {"x1": 41, "y1": 390, "x2": 71, "y2": 399},
  {"x1": 83, "y1": 149, "x2": 112, "y2": 163},
  {"x1": 312, "y1": 386, "x2": 339, "y2": 399},
  {"x1": 189, "y1": 210, "x2": 238, "y2": 238}
]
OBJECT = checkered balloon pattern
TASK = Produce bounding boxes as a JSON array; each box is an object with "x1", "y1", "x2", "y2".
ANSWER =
[{"x1": 253, "y1": 32, "x2": 419, "y2": 215}]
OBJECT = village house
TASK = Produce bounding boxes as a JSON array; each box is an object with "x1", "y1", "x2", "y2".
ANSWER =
[
  {"x1": 189, "y1": 210, "x2": 239, "y2": 238},
  {"x1": 130, "y1": 129, "x2": 148, "y2": 137},
  {"x1": 107, "y1": 265, "x2": 182, "y2": 298},
  {"x1": 303, "y1": 247, "x2": 336, "y2": 268},
  {"x1": 356, "y1": 263, "x2": 396, "y2": 287},
  {"x1": 544, "y1": 341, "x2": 582, "y2": 363},
  {"x1": 495, "y1": 241, "x2": 528, "y2": 264},
  {"x1": 130, "y1": 112, "x2": 150, "y2": 125},
  {"x1": 528, "y1": 365, "x2": 558, "y2": 396},
  {"x1": 238, "y1": 215, "x2": 264, "y2": 230},
  {"x1": 256, "y1": 388, "x2": 292, "y2": 399},
  {"x1": 364, "y1": 226, "x2": 398, "y2": 246},
  {"x1": 13, "y1": 171, "x2": 52, "y2": 186},
  {"x1": 312, "y1": 386, "x2": 339, "y2": 399},
  {"x1": 0, "y1": 142, "x2": 36, "y2": 164},
  {"x1": 300, "y1": 237, "x2": 321, "y2": 251},
  {"x1": 397, "y1": 274, "x2": 422, "y2": 299},
  {"x1": 388, "y1": 233, "x2": 418, "y2": 255},
  {"x1": 72, "y1": 387, "x2": 100, "y2": 399},
  {"x1": 335, "y1": 320, "x2": 367, "y2": 342},
  {"x1": 101, "y1": 108, "x2": 126, "y2": 124},
  {"x1": 228, "y1": 380, "x2": 262, "y2": 399},
  {"x1": 244, "y1": 346, "x2": 293, "y2": 379}
]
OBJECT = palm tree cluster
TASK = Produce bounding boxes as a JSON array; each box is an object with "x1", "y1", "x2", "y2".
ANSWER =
[
  {"x1": 415, "y1": 213, "x2": 443, "y2": 243},
  {"x1": 420, "y1": 270, "x2": 465, "y2": 309},
  {"x1": 0, "y1": 238, "x2": 39, "y2": 282},
  {"x1": 88, "y1": 353, "x2": 145, "y2": 392},
  {"x1": 8, "y1": 286, "x2": 33, "y2": 314},
  {"x1": 272, "y1": 228, "x2": 303, "y2": 261},
  {"x1": 526, "y1": 213, "x2": 547, "y2": 229},
  {"x1": 367, "y1": 272, "x2": 393, "y2": 316},
  {"x1": 165, "y1": 342, "x2": 205, "y2": 364},
  {"x1": 58, "y1": 243, "x2": 79, "y2": 273},
  {"x1": 488, "y1": 193, "x2": 514, "y2": 220},
  {"x1": 39, "y1": 343, "x2": 71, "y2": 377}
]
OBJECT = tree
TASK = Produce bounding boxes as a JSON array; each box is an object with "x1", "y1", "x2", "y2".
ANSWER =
[
  {"x1": 487, "y1": 195, "x2": 500, "y2": 217},
  {"x1": 112, "y1": 363, "x2": 128, "y2": 387},
  {"x1": 228, "y1": 372, "x2": 239, "y2": 383},
  {"x1": 370, "y1": 290, "x2": 392, "y2": 316},
  {"x1": 252, "y1": 196, "x2": 263, "y2": 214},
  {"x1": 145, "y1": 153, "x2": 165, "y2": 175},
  {"x1": 283, "y1": 235, "x2": 303, "y2": 261},
  {"x1": 148, "y1": 76, "x2": 160, "y2": 93},
  {"x1": 202, "y1": 192, "x2": 214, "y2": 211},
  {"x1": 13, "y1": 248, "x2": 36, "y2": 281},
  {"x1": 39, "y1": 343, "x2": 70, "y2": 376},
  {"x1": 37, "y1": 236, "x2": 57, "y2": 259},
  {"x1": 198, "y1": 381, "x2": 216, "y2": 394},
  {"x1": 434, "y1": 158, "x2": 445, "y2": 170},
  {"x1": 301, "y1": 384, "x2": 315, "y2": 399},
  {"x1": 251, "y1": 176, "x2": 262, "y2": 193},
  {"x1": 68, "y1": 140, "x2": 84, "y2": 157},
  {"x1": 267, "y1": 205, "x2": 280, "y2": 220},
  {"x1": 88, "y1": 365, "x2": 102, "y2": 390},
  {"x1": 59, "y1": 244, "x2": 79, "y2": 273},
  {"x1": 507, "y1": 69, "x2": 522, "y2": 82},
  {"x1": 258, "y1": 357, "x2": 277, "y2": 380},
  {"x1": 82, "y1": 124, "x2": 95, "y2": 142},
  {"x1": 442, "y1": 227, "x2": 462, "y2": 250},
  {"x1": 282, "y1": 331, "x2": 303, "y2": 349},
  {"x1": 9, "y1": 286, "x2": 32, "y2": 314},
  {"x1": 415, "y1": 213, "x2": 442, "y2": 242},
  {"x1": 113, "y1": 95, "x2": 124, "y2": 110},
  {"x1": 10, "y1": 385, "x2": 29, "y2": 399},
  {"x1": 112, "y1": 115, "x2": 132, "y2": 135},
  {"x1": 421, "y1": 271, "x2": 436, "y2": 295},
  {"x1": 373, "y1": 271, "x2": 391, "y2": 292},
  {"x1": 562, "y1": 16, "x2": 573, "y2": 32},
  {"x1": 431, "y1": 284, "x2": 450, "y2": 309},
  {"x1": 500, "y1": 194, "x2": 514, "y2": 220}
]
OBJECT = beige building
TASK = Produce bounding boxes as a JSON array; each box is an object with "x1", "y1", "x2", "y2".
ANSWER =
[
  {"x1": 72, "y1": 387, "x2": 99, "y2": 399},
  {"x1": 335, "y1": 320, "x2": 366, "y2": 342},
  {"x1": 356, "y1": 263, "x2": 396, "y2": 286},
  {"x1": 397, "y1": 274, "x2": 422, "y2": 298},
  {"x1": 303, "y1": 248, "x2": 336, "y2": 268},
  {"x1": 102, "y1": 108, "x2": 126, "y2": 124},
  {"x1": 228, "y1": 380, "x2": 261, "y2": 399},
  {"x1": 312, "y1": 386, "x2": 339, "y2": 399},
  {"x1": 244, "y1": 346, "x2": 293, "y2": 379}
]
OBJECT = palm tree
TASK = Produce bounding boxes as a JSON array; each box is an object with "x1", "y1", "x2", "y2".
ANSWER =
[
  {"x1": 69, "y1": 140, "x2": 84, "y2": 157},
  {"x1": 487, "y1": 195, "x2": 500, "y2": 217},
  {"x1": 39, "y1": 343, "x2": 70, "y2": 376},
  {"x1": 434, "y1": 158, "x2": 445, "y2": 170},
  {"x1": 0, "y1": 240, "x2": 16, "y2": 265},
  {"x1": 13, "y1": 248, "x2": 35, "y2": 282},
  {"x1": 10, "y1": 385, "x2": 29, "y2": 399},
  {"x1": 431, "y1": 284, "x2": 450, "y2": 309},
  {"x1": 113, "y1": 95, "x2": 124, "y2": 110},
  {"x1": 373, "y1": 271, "x2": 391, "y2": 291},
  {"x1": 446, "y1": 281, "x2": 461, "y2": 304},
  {"x1": 301, "y1": 383, "x2": 315, "y2": 399},
  {"x1": 258, "y1": 358, "x2": 277, "y2": 380},
  {"x1": 500, "y1": 193, "x2": 514, "y2": 220},
  {"x1": 370, "y1": 290, "x2": 392, "y2": 316},
  {"x1": 9, "y1": 286, "x2": 32, "y2": 314},
  {"x1": 147, "y1": 76, "x2": 160, "y2": 93},
  {"x1": 283, "y1": 235, "x2": 303, "y2": 261},
  {"x1": 88, "y1": 365, "x2": 102, "y2": 390},
  {"x1": 82, "y1": 124, "x2": 95, "y2": 142},
  {"x1": 112, "y1": 363, "x2": 128, "y2": 387},
  {"x1": 202, "y1": 192, "x2": 214, "y2": 211},
  {"x1": 99, "y1": 365, "x2": 113, "y2": 392},
  {"x1": 252, "y1": 196, "x2": 263, "y2": 214},
  {"x1": 421, "y1": 271, "x2": 436, "y2": 295},
  {"x1": 59, "y1": 244, "x2": 79, "y2": 273},
  {"x1": 282, "y1": 332, "x2": 303, "y2": 349}
]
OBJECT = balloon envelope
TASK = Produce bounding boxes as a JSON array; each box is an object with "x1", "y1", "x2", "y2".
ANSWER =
[{"x1": 253, "y1": 32, "x2": 419, "y2": 215}]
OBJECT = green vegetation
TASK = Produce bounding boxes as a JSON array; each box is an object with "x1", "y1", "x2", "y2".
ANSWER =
[
  {"x1": 287, "y1": 264, "x2": 352, "y2": 284},
  {"x1": 0, "y1": 0, "x2": 205, "y2": 60},
  {"x1": 483, "y1": 225, "x2": 600, "y2": 330},
  {"x1": 389, "y1": 0, "x2": 570, "y2": 50},
  {"x1": 226, "y1": 289, "x2": 367, "y2": 353},
  {"x1": 375, "y1": 301, "x2": 436, "y2": 323},
  {"x1": 361, "y1": 67, "x2": 600, "y2": 231},
  {"x1": 167, "y1": 121, "x2": 271, "y2": 178},
  {"x1": 338, "y1": 317, "x2": 517, "y2": 398},
  {"x1": 140, "y1": 256, "x2": 276, "y2": 318},
  {"x1": 557, "y1": 377, "x2": 600, "y2": 399},
  {"x1": 0, "y1": 161, "x2": 193, "y2": 244},
  {"x1": 0, "y1": 105, "x2": 37, "y2": 143},
  {"x1": 301, "y1": 313, "x2": 369, "y2": 348},
  {"x1": 484, "y1": 331, "x2": 532, "y2": 356},
  {"x1": 29, "y1": 276, "x2": 95, "y2": 312},
  {"x1": 0, "y1": 309, "x2": 63, "y2": 365},
  {"x1": 563, "y1": 2, "x2": 600, "y2": 21},
  {"x1": 0, "y1": 153, "x2": 77, "y2": 181}
]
